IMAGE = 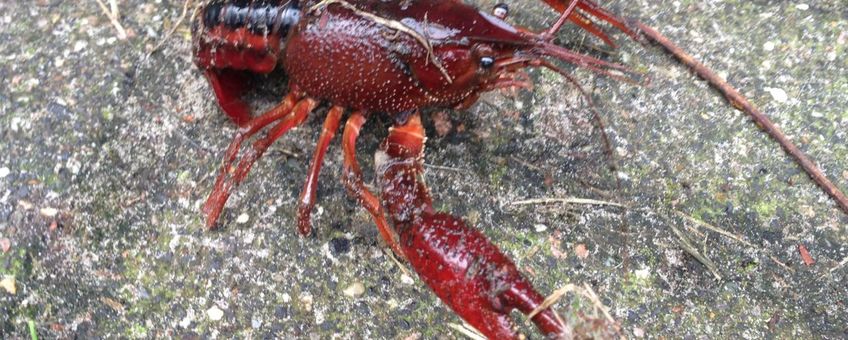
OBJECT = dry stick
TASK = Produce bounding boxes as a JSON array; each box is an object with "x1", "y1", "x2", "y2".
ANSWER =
[
  {"x1": 148, "y1": 0, "x2": 194, "y2": 56},
  {"x1": 633, "y1": 21, "x2": 848, "y2": 215},
  {"x1": 668, "y1": 220, "x2": 723, "y2": 281},
  {"x1": 511, "y1": 197, "x2": 626, "y2": 208},
  {"x1": 94, "y1": 0, "x2": 127, "y2": 40},
  {"x1": 447, "y1": 323, "x2": 487, "y2": 340}
]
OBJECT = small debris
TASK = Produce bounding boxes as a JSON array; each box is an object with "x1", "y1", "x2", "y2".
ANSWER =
[
  {"x1": 0, "y1": 167, "x2": 9, "y2": 178},
  {"x1": 207, "y1": 305, "x2": 224, "y2": 321},
  {"x1": 300, "y1": 293, "x2": 314, "y2": 312},
  {"x1": 534, "y1": 224, "x2": 548, "y2": 233},
  {"x1": 767, "y1": 310, "x2": 782, "y2": 332},
  {"x1": 798, "y1": 244, "x2": 815, "y2": 266},
  {"x1": 795, "y1": 4, "x2": 809, "y2": 10},
  {"x1": 763, "y1": 41, "x2": 776, "y2": 52},
  {"x1": 18, "y1": 200, "x2": 34, "y2": 210},
  {"x1": 40, "y1": 207, "x2": 59, "y2": 217},
  {"x1": 400, "y1": 274, "x2": 415, "y2": 285},
  {"x1": 101, "y1": 297, "x2": 125, "y2": 314},
  {"x1": 633, "y1": 327, "x2": 645, "y2": 338},
  {"x1": 1, "y1": 276, "x2": 16, "y2": 295},
  {"x1": 842, "y1": 170, "x2": 848, "y2": 181},
  {"x1": 0, "y1": 238, "x2": 10, "y2": 253},
  {"x1": 343, "y1": 282, "x2": 365, "y2": 297},
  {"x1": 574, "y1": 243, "x2": 589, "y2": 259},
  {"x1": 765, "y1": 87, "x2": 789, "y2": 103},
  {"x1": 49, "y1": 220, "x2": 60, "y2": 232},
  {"x1": 235, "y1": 213, "x2": 249, "y2": 224},
  {"x1": 432, "y1": 111, "x2": 453, "y2": 137}
]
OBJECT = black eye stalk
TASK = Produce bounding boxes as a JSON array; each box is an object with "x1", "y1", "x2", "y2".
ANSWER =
[
  {"x1": 493, "y1": 3, "x2": 509, "y2": 20},
  {"x1": 480, "y1": 56, "x2": 495, "y2": 69}
]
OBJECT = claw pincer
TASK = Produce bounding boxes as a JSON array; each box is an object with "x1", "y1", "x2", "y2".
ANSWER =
[{"x1": 376, "y1": 115, "x2": 568, "y2": 339}]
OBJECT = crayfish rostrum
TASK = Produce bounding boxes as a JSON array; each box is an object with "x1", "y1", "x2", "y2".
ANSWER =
[{"x1": 191, "y1": 0, "x2": 848, "y2": 338}]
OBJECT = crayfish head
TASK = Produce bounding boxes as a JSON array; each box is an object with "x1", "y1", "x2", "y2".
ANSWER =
[{"x1": 394, "y1": 1, "x2": 642, "y2": 108}]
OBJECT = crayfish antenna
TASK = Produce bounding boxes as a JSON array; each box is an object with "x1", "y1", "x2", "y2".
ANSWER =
[
  {"x1": 538, "y1": 0, "x2": 641, "y2": 46},
  {"x1": 536, "y1": 41, "x2": 646, "y2": 85}
]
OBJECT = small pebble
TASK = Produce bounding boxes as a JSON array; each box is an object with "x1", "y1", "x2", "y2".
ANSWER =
[
  {"x1": 235, "y1": 213, "x2": 249, "y2": 224},
  {"x1": 842, "y1": 170, "x2": 848, "y2": 181},
  {"x1": 534, "y1": 224, "x2": 548, "y2": 232},
  {"x1": 329, "y1": 237, "x2": 351, "y2": 255},
  {"x1": 574, "y1": 244, "x2": 589, "y2": 259},
  {"x1": 634, "y1": 267, "x2": 651, "y2": 279},
  {"x1": 763, "y1": 41, "x2": 776, "y2": 51},
  {"x1": 0, "y1": 167, "x2": 9, "y2": 178},
  {"x1": 633, "y1": 327, "x2": 646, "y2": 338},
  {"x1": 300, "y1": 293, "x2": 314, "y2": 312},
  {"x1": 1, "y1": 276, "x2": 16, "y2": 295},
  {"x1": 343, "y1": 282, "x2": 365, "y2": 297},
  {"x1": 40, "y1": 207, "x2": 58, "y2": 217},
  {"x1": 0, "y1": 238, "x2": 10, "y2": 253},
  {"x1": 400, "y1": 274, "x2": 414, "y2": 285},
  {"x1": 765, "y1": 87, "x2": 789, "y2": 103},
  {"x1": 207, "y1": 306, "x2": 224, "y2": 321},
  {"x1": 795, "y1": 4, "x2": 809, "y2": 10},
  {"x1": 17, "y1": 201, "x2": 33, "y2": 210}
]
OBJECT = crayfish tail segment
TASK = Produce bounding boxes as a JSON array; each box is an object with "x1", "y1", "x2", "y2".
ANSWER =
[
  {"x1": 376, "y1": 113, "x2": 568, "y2": 339},
  {"x1": 203, "y1": 96, "x2": 317, "y2": 229},
  {"x1": 296, "y1": 106, "x2": 344, "y2": 236}
]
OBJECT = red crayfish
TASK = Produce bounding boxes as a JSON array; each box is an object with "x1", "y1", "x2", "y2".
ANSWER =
[{"x1": 191, "y1": 0, "x2": 848, "y2": 338}]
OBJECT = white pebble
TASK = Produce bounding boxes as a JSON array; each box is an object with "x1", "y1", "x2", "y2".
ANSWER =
[
  {"x1": 207, "y1": 306, "x2": 224, "y2": 321},
  {"x1": 343, "y1": 282, "x2": 365, "y2": 297},
  {"x1": 236, "y1": 213, "x2": 249, "y2": 224},
  {"x1": 0, "y1": 167, "x2": 9, "y2": 178},
  {"x1": 39, "y1": 207, "x2": 58, "y2": 217},
  {"x1": 763, "y1": 41, "x2": 776, "y2": 51},
  {"x1": 73, "y1": 40, "x2": 88, "y2": 52},
  {"x1": 534, "y1": 224, "x2": 548, "y2": 232},
  {"x1": 401, "y1": 274, "x2": 415, "y2": 285},
  {"x1": 765, "y1": 87, "x2": 789, "y2": 103},
  {"x1": 795, "y1": 4, "x2": 809, "y2": 10},
  {"x1": 1, "y1": 276, "x2": 15, "y2": 295},
  {"x1": 634, "y1": 267, "x2": 651, "y2": 279}
]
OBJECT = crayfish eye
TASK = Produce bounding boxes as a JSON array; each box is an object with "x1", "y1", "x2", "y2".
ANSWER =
[
  {"x1": 479, "y1": 57, "x2": 495, "y2": 69},
  {"x1": 493, "y1": 3, "x2": 509, "y2": 19}
]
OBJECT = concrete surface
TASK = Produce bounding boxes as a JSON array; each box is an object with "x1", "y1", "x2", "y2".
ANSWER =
[{"x1": 0, "y1": 0, "x2": 846, "y2": 338}]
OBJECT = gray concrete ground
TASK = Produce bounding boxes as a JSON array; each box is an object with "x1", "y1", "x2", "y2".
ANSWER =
[{"x1": 1, "y1": 0, "x2": 846, "y2": 338}]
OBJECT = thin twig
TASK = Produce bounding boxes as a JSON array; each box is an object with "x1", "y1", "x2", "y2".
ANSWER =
[
  {"x1": 526, "y1": 284, "x2": 577, "y2": 320},
  {"x1": 673, "y1": 210, "x2": 794, "y2": 273},
  {"x1": 94, "y1": 0, "x2": 127, "y2": 40},
  {"x1": 667, "y1": 222, "x2": 723, "y2": 281},
  {"x1": 830, "y1": 256, "x2": 848, "y2": 274},
  {"x1": 385, "y1": 248, "x2": 413, "y2": 278},
  {"x1": 674, "y1": 211, "x2": 755, "y2": 248},
  {"x1": 582, "y1": 283, "x2": 617, "y2": 326},
  {"x1": 447, "y1": 323, "x2": 487, "y2": 340},
  {"x1": 511, "y1": 197, "x2": 626, "y2": 208},
  {"x1": 148, "y1": 0, "x2": 194, "y2": 56},
  {"x1": 634, "y1": 21, "x2": 848, "y2": 216},
  {"x1": 423, "y1": 163, "x2": 470, "y2": 173}
]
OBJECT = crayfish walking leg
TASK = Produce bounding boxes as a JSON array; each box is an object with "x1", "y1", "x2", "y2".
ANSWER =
[{"x1": 376, "y1": 113, "x2": 569, "y2": 339}]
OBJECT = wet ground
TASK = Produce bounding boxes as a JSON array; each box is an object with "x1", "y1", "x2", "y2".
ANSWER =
[{"x1": 1, "y1": 0, "x2": 846, "y2": 338}]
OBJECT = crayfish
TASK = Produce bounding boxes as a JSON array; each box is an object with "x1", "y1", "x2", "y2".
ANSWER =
[{"x1": 191, "y1": 0, "x2": 848, "y2": 338}]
